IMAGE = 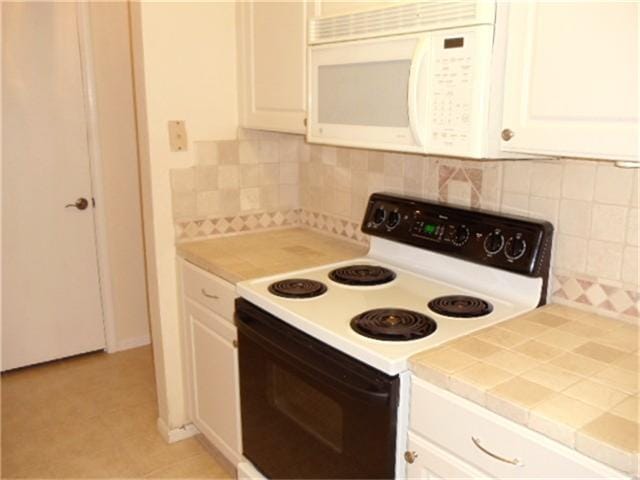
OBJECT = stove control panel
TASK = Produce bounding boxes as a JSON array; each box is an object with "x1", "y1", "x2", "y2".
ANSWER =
[{"x1": 362, "y1": 193, "x2": 553, "y2": 277}]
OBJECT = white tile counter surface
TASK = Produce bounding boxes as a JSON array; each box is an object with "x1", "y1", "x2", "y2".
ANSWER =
[
  {"x1": 176, "y1": 227, "x2": 366, "y2": 284},
  {"x1": 410, "y1": 304, "x2": 639, "y2": 475}
]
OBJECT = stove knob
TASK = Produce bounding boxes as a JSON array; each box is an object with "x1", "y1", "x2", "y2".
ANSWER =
[
  {"x1": 451, "y1": 225, "x2": 470, "y2": 246},
  {"x1": 387, "y1": 211, "x2": 401, "y2": 230},
  {"x1": 372, "y1": 206, "x2": 386, "y2": 225},
  {"x1": 505, "y1": 236, "x2": 527, "y2": 260},
  {"x1": 484, "y1": 231, "x2": 505, "y2": 255}
]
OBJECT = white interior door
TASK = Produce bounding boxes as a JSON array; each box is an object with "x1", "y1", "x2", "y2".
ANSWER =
[{"x1": 2, "y1": 3, "x2": 106, "y2": 371}]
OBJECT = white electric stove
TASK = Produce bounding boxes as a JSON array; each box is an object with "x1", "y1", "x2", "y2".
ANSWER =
[{"x1": 235, "y1": 193, "x2": 553, "y2": 480}]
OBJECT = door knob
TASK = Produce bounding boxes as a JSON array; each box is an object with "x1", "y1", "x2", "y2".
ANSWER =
[{"x1": 65, "y1": 198, "x2": 89, "y2": 210}]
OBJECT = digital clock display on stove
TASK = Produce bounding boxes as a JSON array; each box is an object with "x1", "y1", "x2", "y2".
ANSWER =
[{"x1": 422, "y1": 224, "x2": 440, "y2": 235}]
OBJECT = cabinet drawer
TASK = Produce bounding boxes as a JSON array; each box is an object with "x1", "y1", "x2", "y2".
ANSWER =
[
  {"x1": 410, "y1": 377, "x2": 626, "y2": 479},
  {"x1": 182, "y1": 260, "x2": 236, "y2": 320},
  {"x1": 406, "y1": 431, "x2": 485, "y2": 479}
]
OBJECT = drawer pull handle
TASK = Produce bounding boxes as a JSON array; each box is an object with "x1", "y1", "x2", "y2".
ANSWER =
[
  {"x1": 471, "y1": 437, "x2": 523, "y2": 467},
  {"x1": 201, "y1": 288, "x2": 219, "y2": 300}
]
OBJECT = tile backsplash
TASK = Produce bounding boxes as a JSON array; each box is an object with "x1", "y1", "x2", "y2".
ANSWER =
[
  {"x1": 171, "y1": 129, "x2": 639, "y2": 323},
  {"x1": 170, "y1": 128, "x2": 304, "y2": 220}
]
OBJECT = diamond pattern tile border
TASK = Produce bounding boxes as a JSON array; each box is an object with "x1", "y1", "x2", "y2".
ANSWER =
[
  {"x1": 175, "y1": 209, "x2": 302, "y2": 241},
  {"x1": 299, "y1": 210, "x2": 369, "y2": 245},
  {"x1": 175, "y1": 208, "x2": 369, "y2": 246},
  {"x1": 551, "y1": 271, "x2": 639, "y2": 324}
]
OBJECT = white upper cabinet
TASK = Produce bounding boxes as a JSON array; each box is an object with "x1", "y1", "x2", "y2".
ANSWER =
[
  {"x1": 501, "y1": 2, "x2": 639, "y2": 163},
  {"x1": 237, "y1": 1, "x2": 319, "y2": 134}
]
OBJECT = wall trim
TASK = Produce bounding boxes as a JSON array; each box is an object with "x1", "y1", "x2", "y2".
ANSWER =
[
  {"x1": 76, "y1": 2, "x2": 118, "y2": 354},
  {"x1": 116, "y1": 334, "x2": 151, "y2": 352},
  {"x1": 156, "y1": 417, "x2": 200, "y2": 444}
]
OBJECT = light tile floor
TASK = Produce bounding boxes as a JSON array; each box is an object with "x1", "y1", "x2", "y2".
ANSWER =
[{"x1": 1, "y1": 346, "x2": 232, "y2": 479}]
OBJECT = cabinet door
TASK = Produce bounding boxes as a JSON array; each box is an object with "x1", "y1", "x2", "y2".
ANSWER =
[
  {"x1": 237, "y1": 1, "x2": 318, "y2": 134},
  {"x1": 501, "y1": 2, "x2": 638, "y2": 163},
  {"x1": 405, "y1": 432, "x2": 486, "y2": 479},
  {"x1": 183, "y1": 298, "x2": 242, "y2": 465},
  {"x1": 316, "y1": 1, "x2": 395, "y2": 17}
]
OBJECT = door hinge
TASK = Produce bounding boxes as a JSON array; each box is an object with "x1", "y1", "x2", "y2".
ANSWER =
[{"x1": 92, "y1": 197, "x2": 96, "y2": 207}]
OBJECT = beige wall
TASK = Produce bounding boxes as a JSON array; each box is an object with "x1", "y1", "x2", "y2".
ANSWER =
[
  {"x1": 89, "y1": 3, "x2": 150, "y2": 350},
  {"x1": 130, "y1": 0, "x2": 239, "y2": 431}
]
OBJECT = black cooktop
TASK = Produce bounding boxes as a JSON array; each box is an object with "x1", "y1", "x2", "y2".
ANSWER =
[
  {"x1": 350, "y1": 308, "x2": 437, "y2": 341},
  {"x1": 428, "y1": 295, "x2": 493, "y2": 318},
  {"x1": 268, "y1": 279, "x2": 328, "y2": 299},
  {"x1": 328, "y1": 264, "x2": 396, "y2": 286}
]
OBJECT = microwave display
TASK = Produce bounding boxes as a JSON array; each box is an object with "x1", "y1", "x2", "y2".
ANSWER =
[{"x1": 444, "y1": 37, "x2": 464, "y2": 49}]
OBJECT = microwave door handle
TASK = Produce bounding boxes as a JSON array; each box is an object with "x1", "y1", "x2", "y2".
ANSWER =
[{"x1": 408, "y1": 37, "x2": 429, "y2": 147}]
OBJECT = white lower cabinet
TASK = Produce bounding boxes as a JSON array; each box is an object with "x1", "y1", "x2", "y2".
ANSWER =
[
  {"x1": 179, "y1": 260, "x2": 242, "y2": 465},
  {"x1": 407, "y1": 377, "x2": 628, "y2": 479},
  {"x1": 406, "y1": 432, "x2": 486, "y2": 479}
]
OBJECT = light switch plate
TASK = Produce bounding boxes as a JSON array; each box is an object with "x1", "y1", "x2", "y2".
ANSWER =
[{"x1": 168, "y1": 120, "x2": 188, "y2": 152}]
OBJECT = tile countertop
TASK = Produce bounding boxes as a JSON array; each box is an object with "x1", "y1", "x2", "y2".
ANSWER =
[
  {"x1": 410, "y1": 304, "x2": 639, "y2": 476},
  {"x1": 176, "y1": 228, "x2": 367, "y2": 284}
]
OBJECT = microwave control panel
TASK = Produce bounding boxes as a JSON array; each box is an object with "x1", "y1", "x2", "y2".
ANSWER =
[
  {"x1": 362, "y1": 193, "x2": 553, "y2": 278},
  {"x1": 426, "y1": 26, "x2": 493, "y2": 154},
  {"x1": 430, "y1": 32, "x2": 474, "y2": 148}
]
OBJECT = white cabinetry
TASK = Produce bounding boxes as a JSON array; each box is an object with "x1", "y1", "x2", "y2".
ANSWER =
[
  {"x1": 406, "y1": 377, "x2": 628, "y2": 479},
  {"x1": 179, "y1": 260, "x2": 242, "y2": 465},
  {"x1": 237, "y1": 1, "x2": 318, "y2": 134},
  {"x1": 501, "y1": 2, "x2": 639, "y2": 163}
]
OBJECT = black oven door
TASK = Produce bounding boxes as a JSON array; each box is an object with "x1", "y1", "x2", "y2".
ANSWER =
[{"x1": 236, "y1": 298, "x2": 399, "y2": 479}]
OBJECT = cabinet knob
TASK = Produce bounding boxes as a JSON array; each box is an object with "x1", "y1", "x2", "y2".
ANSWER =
[
  {"x1": 404, "y1": 450, "x2": 418, "y2": 464},
  {"x1": 501, "y1": 128, "x2": 515, "y2": 141}
]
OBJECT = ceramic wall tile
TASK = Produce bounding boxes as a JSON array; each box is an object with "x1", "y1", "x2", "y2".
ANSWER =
[
  {"x1": 240, "y1": 188, "x2": 260, "y2": 212},
  {"x1": 587, "y1": 240, "x2": 624, "y2": 280},
  {"x1": 558, "y1": 199, "x2": 592, "y2": 237},
  {"x1": 170, "y1": 167, "x2": 195, "y2": 193},
  {"x1": 530, "y1": 162, "x2": 564, "y2": 198},
  {"x1": 590, "y1": 204, "x2": 628, "y2": 243},
  {"x1": 172, "y1": 130, "x2": 639, "y2": 324},
  {"x1": 194, "y1": 165, "x2": 218, "y2": 191},
  {"x1": 562, "y1": 162, "x2": 596, "y2": 201},
  {"x1": 626, "y1": 209, "x2": 638, "y2": 246},
  {"x1": 595, "y1": 163, "x2": 634, "y2": 205},
  {"x1": 196, "y1": 191, "x2": 220, "y2": 218},
  {"x1": 503, "y1": 161, "x2": 532, "y2": 195}
]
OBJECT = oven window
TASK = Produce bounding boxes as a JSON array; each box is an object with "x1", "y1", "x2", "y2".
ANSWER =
[
  {"x1": 268, "y1": 364, "x2": 344, "y2": 453},
  {"x1": 318, "y1": 60, "x2": 411, "y2": 128}
]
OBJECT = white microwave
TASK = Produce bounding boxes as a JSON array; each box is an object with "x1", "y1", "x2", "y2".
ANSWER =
[{"x1": 307, "y1": 1, "x2": 510, "y2": 159}]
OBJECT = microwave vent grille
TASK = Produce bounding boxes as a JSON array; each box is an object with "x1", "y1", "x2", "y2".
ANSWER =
[{"x1": 310, "y1": 1, "x2": 482, "y2": 44}]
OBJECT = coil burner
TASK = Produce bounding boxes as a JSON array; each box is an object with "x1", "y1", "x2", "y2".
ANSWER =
[
  {"x1": 268, "y1": 279, "x2": 328, "y2": 299},
  {"x1": 350, "y1": 308, "x2": 437, "y2": 341},
  {"x1": 428, "y1": 295, "x2": 493, "y2": 318},
  {"x1": 328, "y1": 265, "x2": 396, "y2": 286}
]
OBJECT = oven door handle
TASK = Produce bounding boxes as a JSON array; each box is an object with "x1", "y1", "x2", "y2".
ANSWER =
[{"x1": 238, "y1": 315, "x2": 393, "y2": 404}]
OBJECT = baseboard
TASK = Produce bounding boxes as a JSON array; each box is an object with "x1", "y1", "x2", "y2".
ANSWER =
[
  {"x1": 115, "y1": 334, "x2": 151, "y2": 352},
  {"x1": 195, "y1": 433, "x2": 237, "y2": 478},
  {"x1": 156, "y1": 417, "x2": 199, "y2": 444}
]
